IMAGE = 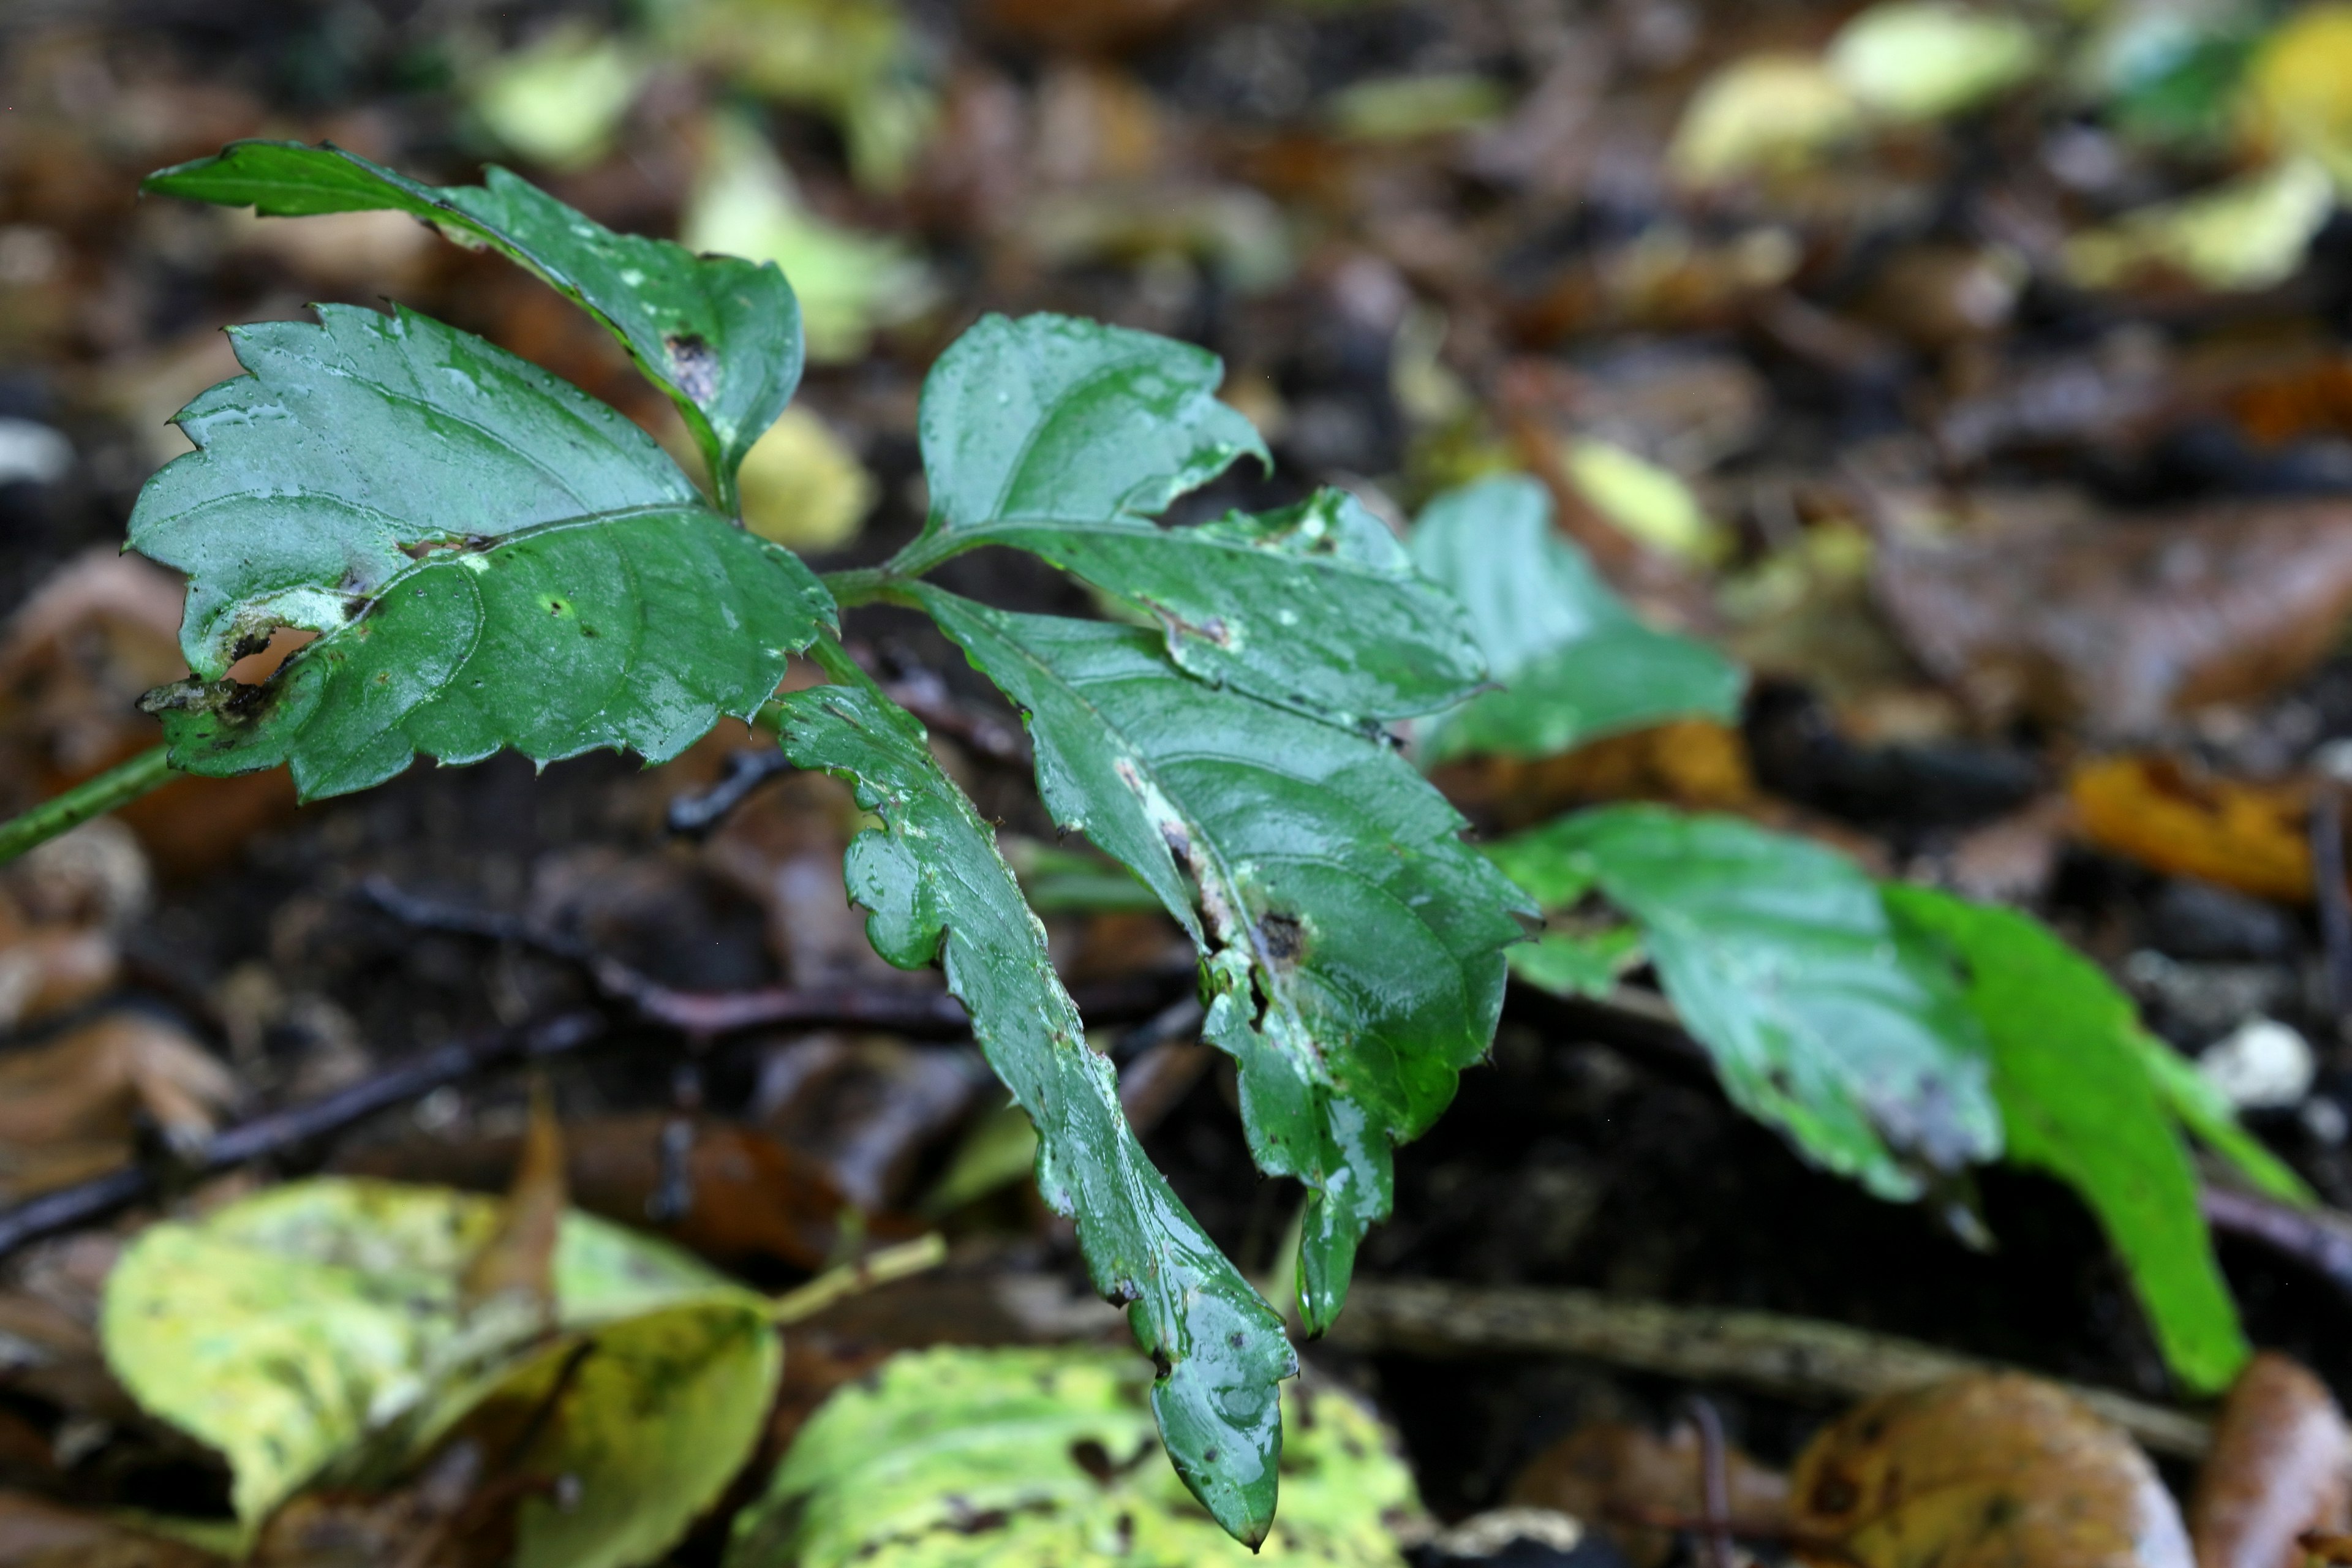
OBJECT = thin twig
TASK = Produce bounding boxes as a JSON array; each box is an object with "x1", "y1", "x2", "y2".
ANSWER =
[
  {"x1": 0, "y1": 1011, "x2": 605, "y2": 1260},
  {"x1": 1683, "y1": 1395, "x2": 1735, "y2": 1568},
  {"x1": 872, "y1": 644, "x2": 1030, "y2": 766},
  {"x1": 770, "y1": 1232, "x2": 949, "y2": 1324},
  {"x1": 363, "y1": 877, "x2": 973, "y2": 1039},
  {"x1": 1326, "y1": 1276, "x2": 2213, "y2": 1459},
  {"x1": 2200, "y1": 1185, "x2": 2352, "y2": 1302},
  {"x1": 363, "y1": 876, "x2": 1191, "y2": 1039},
  {"x1": 666, "y1": 748, "x2": 794, "y2": 838}
]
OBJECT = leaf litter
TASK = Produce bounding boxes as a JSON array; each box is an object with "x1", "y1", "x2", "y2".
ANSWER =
[{"x1": 17, "y1": 0, "x2": 2352, "y2": 1562}]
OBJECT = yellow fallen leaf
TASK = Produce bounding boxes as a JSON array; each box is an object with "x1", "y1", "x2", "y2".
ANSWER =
[
  {"x1": 1793, "y1": 1374, "x2": 2192, "y2": 1568},
  {"x1": 2064, "y1": 157, "x2": 2335, "y2": 292},
  {"x1": 1829, "y1": 0, "x2": 2041, "y2": 122},
  {"x1": 472, "y1": 24, "x2": 646, "y2": 172},
  {"x1": 736, "y1": 407, "x2": 878, "y2": 552},
  {"x1": 681, "y1": 115, "x2": 934, "y2": 363},
  {"x1": 1562, "y1": 437, "x2": 1728, "y2": 564},
  {"x1": 2239, "y1": 2, "x2": 2352, "y2": 191},
  {"x1": 1668, "y1": 53, "x2": 1863, "y2": 184}
]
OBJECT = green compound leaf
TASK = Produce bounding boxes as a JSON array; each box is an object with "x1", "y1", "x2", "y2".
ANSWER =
[
  {"x1": 727, "y1": 1345, "x2": 1423, "y2": 1568},
  {"x1": 917, "y1": 587, "x2": 1531, "y2": 1338},
  {"x1": 973, "y1": 488, "x2": 1486, "y2": 725},
  {"x1": 1882, "y1": 886, "x2": 2250, "y2": 1394},
  {"x1": 771, "y1": 673, "x2": 1296, "y2": 1547},
  {"x1": 129, "y1": 304, "x2": 831, "y2": 801},
  {"x1": 100, "y1": 1177, "x2": 760, "y2": 1534},
  {"x1": 144, "y1": 140, "x2": 803, "y2": 502},
  {"x1": 1491, "y1": 806, "x2": 2000, "y2": 1200},
  {"x1": 1409, "y1": 475, "x2": 1743, "y2": 763}
]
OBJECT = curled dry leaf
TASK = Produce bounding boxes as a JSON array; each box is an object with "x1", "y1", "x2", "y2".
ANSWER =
[
  {"x1": 2189, "y1": 1352, "x2": 2352, "y2": 1568},
  {"x1": 2068, "y1": 756, "x2": 2315, "y2": 905},
  {"x1": 0, "y1": 1013, "x2": 235, "y2": 1199},
  {"x1": 1507, "y1": 1420, "x2": 1790, "y2": 1568},
  {"x1": 1874, "y1": 500, "x2": 2352, "y2": 733},
  {"x1": 1790, "y1": 1374, "x2": 2192, "y2": 1568}
]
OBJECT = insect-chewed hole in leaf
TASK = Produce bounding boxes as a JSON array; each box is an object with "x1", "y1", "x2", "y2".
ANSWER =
[
  {"x1": 665, "y1": 333, "x2": 719, "y2": 405},
  {"x1": 1258, "y1": 911, "x2": 1305, "y2": 965},
  {"x1": 1809, "y1": 1471, "x2": 1860, "y2": 1516},
  {"x1": 543, "y1": 596, "x2": 571, "y2": 617}
]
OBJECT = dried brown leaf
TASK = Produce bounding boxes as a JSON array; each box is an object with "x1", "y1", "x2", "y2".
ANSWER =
[
  {"x1": 1790, "y1": 1373, "x2": 2192, "y2": 1568},
  {"x1": 2189, "y1": 1352, "x2": 2352, "y2": 1568},
  {"x1": 1876, "y1": 502, "x2": 2352, "y2": 733},
  {"x1": 2068, "y1": 756, "x2": 2314, "y2": 905}
]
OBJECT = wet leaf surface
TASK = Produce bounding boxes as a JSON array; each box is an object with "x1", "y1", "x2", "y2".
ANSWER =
[
  {"x1": 1491, "y1": 806, "x2": 1999, "y2": 1200},
  {"x1": 772, "y1": 675, "x2": 1295, "y2": 1544},
  {"x1": 126, "y1": 305, "x2": 833, "y2": 799}
]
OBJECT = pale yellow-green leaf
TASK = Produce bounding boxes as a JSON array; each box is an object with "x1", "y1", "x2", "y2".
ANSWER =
[
  {"x1": 1829, "y1": 1, "x2": 2041, "y2": 121},
  {"x1": 2239, "y1": 2, "x2": 2352, "y2": 191},
  {"x1": 100, "y1": 1178, "x2": 743, "y2": 1528},
  {"x1": 1563, "y1": 438, "x2": 1728, "y2": 564},
  {"x1": 1668, "y1": 53, "x2": 1863, "y2": 183},
  {"x1": 1327, "y1": 74, "x2": 1510, "y2": 141},
  {"x1": 917, "y1": 1101, "x2": 1039, "y2": 1218},
  {"x1": 655, "y1": 0, "x2": 937, "y2": 189},
  {"x1": 2064, "y1": 156, "x2": 2334, "y2": 291},
  {"x1": 737, "y1": 406, "x2": 878, "y2": 552},
  {"x1": 680, "y1": 116, "x2": 934, "y2": 362},
  {"x1": 473, "y1": 24, "x2": 647, "y2": 171},
  {"x1": 434, "y1": 1300, "x2": 783, "y2": 1568},
  {"x1": 726, "y1": 1345, "x2": 1425, "y2": 1567}
]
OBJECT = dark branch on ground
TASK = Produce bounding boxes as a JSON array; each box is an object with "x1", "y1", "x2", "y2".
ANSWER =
[{"x1": 0, "y1": 1011, "x2": 605, "y2": 1259}]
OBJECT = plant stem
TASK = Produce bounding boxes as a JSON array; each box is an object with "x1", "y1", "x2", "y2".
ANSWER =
[
  {"x1": 769, "y1": 1232, "x2": 949, "y2": 1325},
  {"x1": 823, "y1": 567, "x2": 889, "y2": 608},
  {"x1": 0, "y1": 745, "x2": 176, "y2": 865}
]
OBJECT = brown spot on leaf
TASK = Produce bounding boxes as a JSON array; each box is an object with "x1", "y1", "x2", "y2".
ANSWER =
[{"x1": 666, "y1": 333, "x2": 720, "y2": 405}]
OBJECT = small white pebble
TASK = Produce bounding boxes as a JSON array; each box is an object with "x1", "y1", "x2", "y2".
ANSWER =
[{"x1": 2198, "y1": 1016, "x2": 2315, "y2": 1110}]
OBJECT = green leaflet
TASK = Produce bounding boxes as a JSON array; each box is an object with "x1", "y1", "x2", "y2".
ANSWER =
[
  {"x1": 1491, "y1": 806, "x2": 2001, "y2": 1200},
  {"x1": 1883, "y1": 886, "x2": 2250, "y2": 1393},
  {"x1": 99, "y1": 1177, "x2": 769, "y2": 1546},
  {"x1": 892, "y1": 317, "x2": 1483, "y2": 725},
  {"x1": 917, "y1": 587, "x2": 1531, "y2": 1336},
  {"x1": 910, "y1": 312, "x2": 1267, "y2": 542},
  {"x1": 1408, "y1": 475, "x2": 1743, "y2": 763},
  {"x1": 728, "y1": 1346, "x2": 1423, "y2": 1568},
  {"x1": 2127, "y1": 1027, "x2": 2315, "y2": 1206},
  {"x1": 145, "y1": 140, "x2": 802, "y2": 503},
  {"x1": 975, "y1": 489, "x2": 1486, "y2": 725},
  {"x1": 129, "y1": 304, "x2": 831, "y2": 800},
  {"x1": 771, "y1": 673, "x2": 1296, "y2": 1547}
]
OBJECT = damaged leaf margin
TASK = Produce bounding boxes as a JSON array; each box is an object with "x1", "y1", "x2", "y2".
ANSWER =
[
  {"x1": 771, "y1": 652, "x2": 1298, "y2": 1547},
  {"x1": 916, "y1": 587, "x2": 1533, "y2": 1338},
  {"x1": 125, "y1": 304, "x2": 831, "y2": 801}
]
